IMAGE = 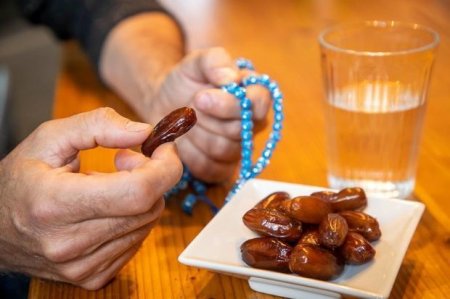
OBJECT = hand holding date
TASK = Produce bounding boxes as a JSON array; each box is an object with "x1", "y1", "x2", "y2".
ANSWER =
[{"x1": 0, "y1": 108, "x2": 182, "y2": 290}]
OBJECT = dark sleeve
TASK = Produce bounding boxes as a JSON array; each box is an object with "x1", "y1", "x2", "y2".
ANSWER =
[{"x1": 18, "y1": 0, "x2": 178, "y2": 68}]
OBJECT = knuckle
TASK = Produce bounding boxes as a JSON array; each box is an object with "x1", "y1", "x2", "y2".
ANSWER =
[
  {"x1": 172, "y1": 156, "x2": 184, "y2": 181},
  {"x1": 41, "y1": 239, "x2": 72, "y2": 263},
  {"x1": 29, "y1": 201, "x2": 55, "y2": 224},
  {"x1": 79, "y1": 264, "x2": 125, "y2": 290},
  {"x1": 94, "y1": 107, "x2": 116, "y2": 119},
  {"x1": 145, "y1": 199, "x2": 165, "y2": 223},
  {"x1": 11, "y1": 212, "x2": 35, "y2": 241},
  {"x1": 213, "y1": 140, "x2": 232, "y2": 157},
  {"x1": 255, "y1": 94, "x2": 271, "y2": 118},
  {"x1": 133, "y1": 165, "x2": 181, "y2": 212},
  {"x1": 126, "y1": 229, "x2": 147, "y2": 246},
  {"x1": 210, "y1": 47, "x2": 231, "y2": 63},
  {"x1": 14, "y1": 201, "x2": 57, "y2": 239},
  {"x1": 58, "y1": 265, "x2": 90, "y2": 283},
  {"x1": 127, "y1": 179, "x2": 155, "y2": 213},
  {"x1": 33, "y1": 120, "x2": 56, "y2": 138},
  {"x1": 153, "y1": 198, "x2": 166, "y2": 216},
  {"x1": 209, "y1": 46, "x2": 227, "y2": 55},
  {"x1": 212, "y1": 166, "x2": 235, "y2": 182},
  {"x1": 226, "y1": 122, "x2": 242, "y2": 139},
  {"x1": 163, "y1": 158, "x2": 183, "y2": 188},
  {"x1": 80, "y1": 278, "x2": 109, "y2": 291},
  {"x1": 94, "y1": 260, "x2": 111, "y2": 275},
  {"x1": 151, "y1": 157, "x2": 183, "y2": 189},
  {"x1": 107, "y1": 218, "x2": 132, "y2": 237},
  {"x1": 205, "y1": 137, "x2": 239, "y2": 161},
  {"x1": 89, "y1": 107, "x2": 118, "y2": 126}
]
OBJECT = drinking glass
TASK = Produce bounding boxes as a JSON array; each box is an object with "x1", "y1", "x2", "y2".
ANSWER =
[{"x1": 319, "y1": 21, "x2": 439, "y2": 198}]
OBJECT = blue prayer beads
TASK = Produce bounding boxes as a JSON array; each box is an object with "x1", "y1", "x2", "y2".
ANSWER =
[{"x1": 166, "y1": 58, "x2": 284, "y2": 214}]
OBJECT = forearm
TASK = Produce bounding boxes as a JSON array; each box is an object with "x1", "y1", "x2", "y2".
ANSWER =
[
  {"x1": 0, "y1": 160, "x2": 17, "y2": 273},
  {"x1": 0, "y1": 161, "x2": 7, "y2": 271},
  {"x1": 99, "y1": 12, "x2": 185, "y2": 122}
]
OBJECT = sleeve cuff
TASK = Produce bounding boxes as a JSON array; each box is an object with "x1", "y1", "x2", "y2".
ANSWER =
[{"x1": 77, "y1": 2, "x2": 183, "y2": 69}]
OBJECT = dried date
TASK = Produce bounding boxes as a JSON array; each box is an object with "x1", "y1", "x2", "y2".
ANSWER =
[
  {"x1": 340, "y1": 232, "x2": 376, "y2": 264},
  {"x1": 241, "y1": 187, "x2": 381, "y2": 281},
  {"x1": 278, "y1": 196, "x2": 332, "y2": 224},
  {"x1": 254, "y1": 191, "x2": 290, "y2": 210},
  {"x1": 331, "y1": 188, "x2": 367, "y2": 212},
  {"x1": 141, "y1": 107, "x2": 197, "y2": 157},
  {"x1": 241, "y1": 237, "x2": 293, "y2": 272},
  {"x1": 339, "y1": 211, "x2": 381, "y2": 242},
  {"x1": 243, "y1": 208, "x2": 302, "y2": 242},
  {"x1": 310, "y1": 191, "x2": 336, "y2": 201},
  {"x1": 318, "y1": 213, "x2": 348, "y2": 249},
  {"x1": 289, "y1": 243, "x2": 344, "y2": 280},
  {"x1": 298, "y1": 228, "x2": 321, "y2": 246}
]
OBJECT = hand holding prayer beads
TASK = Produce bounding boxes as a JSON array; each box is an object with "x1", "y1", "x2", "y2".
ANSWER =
[{"x1": 163, "y1": 58, "x2": 284, "y2": 214}]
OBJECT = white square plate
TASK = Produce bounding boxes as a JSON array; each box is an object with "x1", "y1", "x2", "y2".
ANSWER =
[{"x1": 178, "y1": 179, "x2": 425, "y2": 299}]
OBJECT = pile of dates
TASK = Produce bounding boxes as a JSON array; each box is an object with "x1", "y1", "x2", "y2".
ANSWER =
[{"x1": 240, "y1": 188, "x2": 381, "y2": 281}]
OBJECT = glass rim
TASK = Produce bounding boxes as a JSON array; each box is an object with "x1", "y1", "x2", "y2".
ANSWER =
[{"x1": 318, "y1": 20, "x2": 440, "y2": 56}]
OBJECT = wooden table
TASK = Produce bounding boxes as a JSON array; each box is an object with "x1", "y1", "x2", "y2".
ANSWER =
[{"x1": 29, "y1": 0, "x2": 450, "y2": 298}]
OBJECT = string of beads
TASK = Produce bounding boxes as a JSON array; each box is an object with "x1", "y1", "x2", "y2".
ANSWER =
[{"x1": 165, "y1": 58, "x2": 284, "y2": 214}]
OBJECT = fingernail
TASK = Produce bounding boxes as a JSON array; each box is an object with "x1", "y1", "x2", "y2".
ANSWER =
[
  {"x1": 214, "y1": 67, "x2": 237, "y2": 85},
  {"x1": 125, "y1": 121, "x2": 151, "y2": 132},
  {"x1": 195, "y1": 93, "x2": 214, "y2": 111}
]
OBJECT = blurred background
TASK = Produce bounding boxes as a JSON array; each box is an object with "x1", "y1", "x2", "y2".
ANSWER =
[{"x1": 0, "y1": 0, "x2": 59, "y2": 156}]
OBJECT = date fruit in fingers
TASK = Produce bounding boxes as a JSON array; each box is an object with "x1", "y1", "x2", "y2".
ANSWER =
[{"x1": 141, "y1": 107, "x2": 197, "y2": 157}]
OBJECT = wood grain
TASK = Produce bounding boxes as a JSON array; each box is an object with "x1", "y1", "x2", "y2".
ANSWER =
[{"x1": 29, "y1": 0, "x2": 450, "y2": 298}]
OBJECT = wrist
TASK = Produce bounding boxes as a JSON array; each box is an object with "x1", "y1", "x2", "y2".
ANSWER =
[
  {"x1": 0, "y1": 160, "x2": 11, "y2": 271},
  {"x1": 99, "y1": 12, "x2": 185, "y2": 119}
]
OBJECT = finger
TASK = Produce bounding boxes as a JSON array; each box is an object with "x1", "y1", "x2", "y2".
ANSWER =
[
  {"x1": 186, "y1": 125, "x2": 241, "y2": 163},
  {"x1": 177, "y1": 138, "x2": 237, "y2": 182},
  {"x1": 245, "y1": 84, "x2": 271, "y2": 121},
  {"x1": 195, "y1": 110, "x2": 242, "y2": 140},
  {"x1": 54, "y1": 223, "x2": 153, "y2": 286},
  {"x1": 180, "y1": 47, "x2": 238, "y2": 86},
  {"x1": 29, "y1": 107, "x2": 152, "y2": 167},
  {"x1": 114, "y1": 149, "x2": 148, "y2": 171},
  {"x1": 78, "y1": 199, "x2": 164, "y2": 258},
  {"x1": 237, "y1": 69, "x2": 272, "y2": 121},
  {"x1": 79, "y1": 243, "x2": 141, "y2": 290},
  {"x1": 61, "y1": 154, "x2": 81, "y2": 173},
  {"x1": 38, "y1": 243, "x2": 142, "y2": 290},
  {"x1": 41, "y1": 143, "x2": 181, "y2": 220},
  {"x1": 194, "y1": 88, "x2": 269, "y2": 138},
  {"x1": 193, "y1": 89, "x2": 241, "y2": 119},
  {"x1": 41, "y1": 198, "x2": 164, "y2": 263},
  {"x1": 194, "y1": 85, "x2": 271, "y2": 123}
]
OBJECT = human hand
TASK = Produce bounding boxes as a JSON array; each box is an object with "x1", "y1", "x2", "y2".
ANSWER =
[
  {"x1": 0, "y1": 108, "x2": 182, "y2": 290},
  {"x1": 99, "y1": 15, "x2": 271, "y2": 183},
  {"x1": 148, "y1": 47, "x2": 271, "y2": 183}
]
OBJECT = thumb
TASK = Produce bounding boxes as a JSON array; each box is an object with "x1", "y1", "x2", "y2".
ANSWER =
[
  {"x1": 179, "y1": 47, "x2": 238, "y2": 86},
  {"x1": 29, "y1": 107, "x2": 152, "y2": 167}
]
